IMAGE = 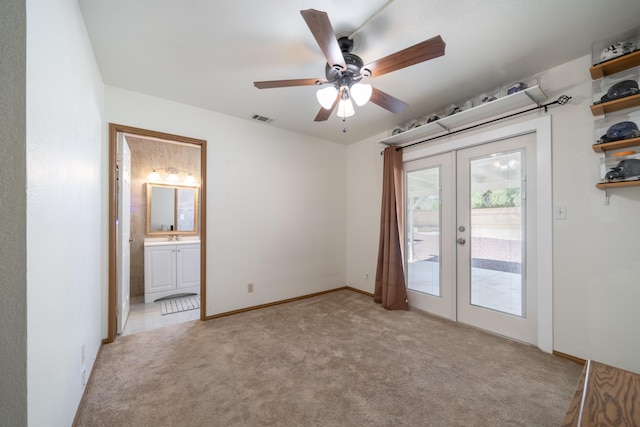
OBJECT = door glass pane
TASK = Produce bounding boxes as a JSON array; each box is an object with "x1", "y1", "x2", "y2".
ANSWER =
[
  {"x1": 406, "y1": 167, "x2": 441, "y2": 296},
  {"x1": 469, "y1": 150, "x2": 524, "y2": 316}
]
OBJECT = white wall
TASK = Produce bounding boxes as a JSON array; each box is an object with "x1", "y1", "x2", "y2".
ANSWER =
[
  {"x1": 0, "y1": 0, "x2": 27, "y2": 425},
  {"x1": 546, "y1": 56, "x2": 640, "y2": 373},
  {"x1": 104, "y1": 87, "x2": 347, "y2": 317},
  {"x1": 346, "y1": 55, "x2": 640, "y2": 373},
  {"x1": 26, "y1": 0, "x2": 104, "y2": 425},
  {"x1": 346, "y1": 134, "x2": 384, "y2": 291}
]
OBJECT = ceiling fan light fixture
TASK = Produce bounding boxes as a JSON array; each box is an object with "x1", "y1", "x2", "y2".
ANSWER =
[
  {"x1": 337, "y1": 97, "x2": 355, "y2": 118},
  {"x1": 350, "y1": 83, "x2": 372, "y2": 106},
  {"x1": 253, "y1": 9, "x2": 445, "y2": 126},
  {"x1": 316, "y1": 85, "x2": 338, "y2": 109}
]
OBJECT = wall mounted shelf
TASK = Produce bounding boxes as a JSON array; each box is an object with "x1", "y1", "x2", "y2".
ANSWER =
[
  {"x1": 590, "y1": 32, "x2": 640, "y2": 198},
  {"x1": 590, "y1": 93, "x2": 640, "y2": 116},
  {"x1": 590, "y1": 50, "x2": 640, "y2": 80},
  {"x1": 379, "y1": 85, "x2": 547, "y2": 146},
  {"x1": 592, "y1": 136, "x2": 640, "y2": 153},
  {"x1": 595, "y1": 180, "x2": 640, "y2": 189}
]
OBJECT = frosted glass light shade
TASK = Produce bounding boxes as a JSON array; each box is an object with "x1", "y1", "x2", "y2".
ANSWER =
[
  {"x1": 183, "y1": 173, "x2": 197, "y2": 186},
  {"x1": 336, "y1": 98, "x2": 355, "y2": 117},
  {"x1": 316, "y1": 86, "x2": 338, "y2": 109},
  {"x1": 350, "y1": 83, "x2": 372, "y2": 106},
  {"x1": 147, "y1": 169, "x2": 161, "y2": 182}
]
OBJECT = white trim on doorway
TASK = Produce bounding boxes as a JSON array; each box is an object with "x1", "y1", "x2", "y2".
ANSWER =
[{"x1": 402, "y1": 116, "x2": 553, "y2": 353}]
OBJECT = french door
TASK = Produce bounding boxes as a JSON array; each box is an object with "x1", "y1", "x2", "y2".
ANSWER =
[
  {"x1": 405, "y1": 133, "x2": 537, "y2": 345},
  {"x1": 405, "y1": 152, "x2": 455, "y2": 319}
]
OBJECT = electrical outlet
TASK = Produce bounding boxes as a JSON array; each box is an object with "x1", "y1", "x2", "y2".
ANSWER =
[
  {"x1": 247, "y1": 283, "x2": 254, "y2": 293},
  {"x1": 365, "y1": 273, "x2": 369, "y2": 280},
  {"x1": 81, "y1": 344, "x2": 85, "y2": 363}
]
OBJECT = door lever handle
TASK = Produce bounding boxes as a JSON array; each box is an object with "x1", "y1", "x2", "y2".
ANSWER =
[{"x1": 457, "y1": 237, "x2": 466, "y2": 245}]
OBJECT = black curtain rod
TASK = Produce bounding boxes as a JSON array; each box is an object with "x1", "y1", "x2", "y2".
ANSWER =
[{"x1": 385, "y1": 95, "x2": 572, "y2": 153}]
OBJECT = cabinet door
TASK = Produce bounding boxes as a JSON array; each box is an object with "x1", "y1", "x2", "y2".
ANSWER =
[
  {"x1": 144, "y1": 246, "x2": 177, "y2": 294},
  {"x1": 176, "y1": 244, "x2": 200, "y2": 289}
]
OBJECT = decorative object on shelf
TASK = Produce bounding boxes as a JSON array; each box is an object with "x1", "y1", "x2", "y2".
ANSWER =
[
  {"x1": 380, "y1": 86, "x2": 552, "y2": 146},
  {"x1": 592, "y1": 26, "x2": 640, "y2": 66},
  {"x1": 614, "y1": 150, "x2": 636, "y2": 156},
  {"x1": 600, "y1": 41, "x2": 638, "y2": 63},
  {"x1": 447, "y1": 106, "x2": 463, "y2": 116},
  {"x1": 507, "y1": 82, "x2": 528, "y2": 95},
  {"x1": 476, "y1": 87, "x2": 502, "y2": 105},
  {"x1": 597, "y1": 121, "x2": 640, "y2": 143},
  {"x1": 595, "y1": 79, "x2": 639, "y2": 104},
  {"x1": 590, "y1": 27, "x2": 640, "y2": 196},
  {"x1": 604, "y1": 158, "x2": 640, "y2": 182},
  {"x1": 386, "y1": 76, "x2": 540, "y2": 138},
  {"x1": 590, "y1": 50, "x2": 640, "y2": 79},
  {"x1": 407, "y1": 120, "x2": 421, "y2": 130},
  {"x1": 600, "y1": 152, "x2": 640, "y2": 182},
  {"x1": 591, "y1": 68, "x2": 640, "y2": 116}
]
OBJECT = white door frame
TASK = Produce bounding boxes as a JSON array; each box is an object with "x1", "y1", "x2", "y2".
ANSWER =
[{"x1": 402, "y1": 116, "x2": 553, "y2": 353}]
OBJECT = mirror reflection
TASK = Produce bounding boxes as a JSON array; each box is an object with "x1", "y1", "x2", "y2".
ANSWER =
[{"x1": 146, "y1": 183, "x2": 198, "y2": 235}]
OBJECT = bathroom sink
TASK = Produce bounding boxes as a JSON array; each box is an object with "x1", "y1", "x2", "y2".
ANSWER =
[{"x1": 143, "y1": 237, "x2": 200, "y2": 247}]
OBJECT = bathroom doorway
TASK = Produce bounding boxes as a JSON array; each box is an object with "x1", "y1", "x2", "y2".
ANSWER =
[{"x1": 106, "y1": 123, "x2": 207, "y2": 343}]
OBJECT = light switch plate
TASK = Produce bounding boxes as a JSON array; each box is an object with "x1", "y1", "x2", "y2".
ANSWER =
[{"x1": 554, "y1": 205, "x2": 567, "y2": 220}]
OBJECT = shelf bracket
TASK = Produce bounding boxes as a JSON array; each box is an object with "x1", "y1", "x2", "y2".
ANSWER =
[{"x1": 436, "y1": 121, "x2": 450, "y2": 132}]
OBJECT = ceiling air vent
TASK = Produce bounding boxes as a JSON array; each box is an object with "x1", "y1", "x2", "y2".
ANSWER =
[{"x1": 251, "y1": 114, "x2": 273, "y2": 123}]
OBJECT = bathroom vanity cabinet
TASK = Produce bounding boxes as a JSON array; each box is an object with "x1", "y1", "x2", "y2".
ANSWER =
[{"x1": 144, "y1": 240, "x2": 200, "y2": 303}]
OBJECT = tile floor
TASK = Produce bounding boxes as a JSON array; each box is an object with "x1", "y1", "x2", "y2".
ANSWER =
[{"x1": 121, "y1": 296, "x2": 200, "y2": 337}]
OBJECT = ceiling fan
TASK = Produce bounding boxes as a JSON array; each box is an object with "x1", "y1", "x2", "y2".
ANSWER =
[{"x1": 253, "y1": 9, "x2": 445, "y2": 122}]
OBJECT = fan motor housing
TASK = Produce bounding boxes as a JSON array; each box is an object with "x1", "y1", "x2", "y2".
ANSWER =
[{"x1": 325, "y1": 53, "x2": 365, "y2": 82}]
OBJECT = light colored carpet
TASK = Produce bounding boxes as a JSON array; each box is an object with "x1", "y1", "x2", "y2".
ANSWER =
[
  {"x1": 159, "y1": 295, "x2": 200, "y2": 315},
  {"x1": 77, "y1": 290, "x2": 582, "y2": 426}
]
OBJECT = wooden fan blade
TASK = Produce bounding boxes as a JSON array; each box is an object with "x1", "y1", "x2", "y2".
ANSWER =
[
  {"x1": 314, "y1": 90, "x2": 340, "y2": 121},
  {"x1": 300, "y1": 9, "x2": 347, "y2": 71},
  {"x1": 254, "y1": 78, "x2": 322, "y2": 89},
  {"x1": 364, "y1": 35, "x2": 445, "y2": 78},
  {"x1": 370, "y1": 87, "x2": 408, "y2": 114}
]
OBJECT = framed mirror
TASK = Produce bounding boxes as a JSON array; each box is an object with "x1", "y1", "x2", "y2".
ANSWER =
[{"x1": 146, "y1": 183, "x2": 199, "y2": 235}]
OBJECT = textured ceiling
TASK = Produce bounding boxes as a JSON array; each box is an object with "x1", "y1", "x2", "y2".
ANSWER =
[{"x1": 78, "y1": 0, "x2": 640, "y2": 144}]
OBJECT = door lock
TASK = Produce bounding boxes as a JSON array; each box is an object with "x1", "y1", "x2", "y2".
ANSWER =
[{"x1": 457, "y1": 237, "x2": 466, "y2": 245}]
